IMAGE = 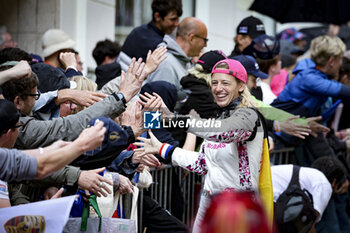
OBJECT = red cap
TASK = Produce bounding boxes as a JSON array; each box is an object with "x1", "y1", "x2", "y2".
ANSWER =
[{"x1": 211, "y1": 59, "x2": 247, "y2": 83}]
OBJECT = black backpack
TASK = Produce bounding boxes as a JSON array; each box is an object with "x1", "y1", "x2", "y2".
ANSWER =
[{"x1": 274, "y1": 166, "x2": 317, "y2": 233}]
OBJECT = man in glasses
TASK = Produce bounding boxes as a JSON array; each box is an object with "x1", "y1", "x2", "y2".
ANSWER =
[
  {"x1": 59, "y1": 101, "x2": 77, "y2": 117},
  {"x1": 0, "y1": 67, "x2": 39, "y2": 116},
  {"x1": 145, "y1": 17, "x2": 208, "y2": 91}
]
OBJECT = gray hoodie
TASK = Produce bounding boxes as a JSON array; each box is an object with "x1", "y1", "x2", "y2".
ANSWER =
[{"x1": 145, "y1": 35, "x2": 193, "y2": 90}]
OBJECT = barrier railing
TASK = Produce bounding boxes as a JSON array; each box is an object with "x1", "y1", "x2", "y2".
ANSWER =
[
  {"x1": 270, "y1": 147, "x2": 296, "y2": 165},
  {"x1": 133, "y1": 147, "x2": 295, "y2": 232}
]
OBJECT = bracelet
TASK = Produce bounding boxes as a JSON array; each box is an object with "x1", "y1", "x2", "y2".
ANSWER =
[
  {"x1": 39, "y1": 147, "x2": 44, "y2": 154},
  {"x1": 274, "y1": 121, "x2": 280, "y2": 133},
  {"x1": 159, "y1": 143, "x2": 173, "y2": 159},
  {"x1": 339, "y1": 131, "x2": 344, "y2": 140},
  {"x1": 159, "y1": 143, "x2": 166, "y2": 156}
]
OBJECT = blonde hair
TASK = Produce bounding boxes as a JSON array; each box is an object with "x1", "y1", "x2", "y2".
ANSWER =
[
  {"x1": 238, "y1": 86, "x2": 259, "y2": 109},
  {"x1": 311, "y1": 35, "x2": 346, "y2": 67},
  {"x1": 69, "y1": 76, "x2": 97, "y2": 92},
  {"x1": 68, "y1": 76, "x2": 98, "y2": 113},
  {"x1": 213, "y1": 62, "x2": 259, "y2": 109},
  {"x1": 188, "y1": 64, "x2": 211, "y2": 86}
]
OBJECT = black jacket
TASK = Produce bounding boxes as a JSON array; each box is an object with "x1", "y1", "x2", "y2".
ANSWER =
[
  {"x1": 95, "y1": 62, "x2": 121, "y2": 90},
  {"x1": 179, "y1": 74, "x2": 218, "y2": 119}
]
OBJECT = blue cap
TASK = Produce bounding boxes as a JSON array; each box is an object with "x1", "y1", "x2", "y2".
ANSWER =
[
  {"x1": 72, "y1": 117, "x2": 132, "y2": 170},
  {"x1": 232, "y1": 55, "x2": 268, "y2": 79}
]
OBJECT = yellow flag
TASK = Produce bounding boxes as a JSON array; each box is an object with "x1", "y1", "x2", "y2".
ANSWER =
[{"x1": 259, "y1": 138, "x2": 274, "y2": 228}]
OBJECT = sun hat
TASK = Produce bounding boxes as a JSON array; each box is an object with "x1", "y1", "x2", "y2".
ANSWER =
[{"x1": 42, "y1": 29, "x2": 75, "y2": 58}]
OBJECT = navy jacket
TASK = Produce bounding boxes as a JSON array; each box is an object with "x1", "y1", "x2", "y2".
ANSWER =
[{"x1": 121, "y1": 22, "x2": 165, "y2": 61}]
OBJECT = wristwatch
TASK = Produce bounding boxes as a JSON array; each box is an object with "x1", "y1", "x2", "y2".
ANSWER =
[{"x1": 113, "y1": 92, "x2": 127, "y2": 106}]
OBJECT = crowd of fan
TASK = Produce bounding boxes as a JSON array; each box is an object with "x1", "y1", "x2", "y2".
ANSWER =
[{"x1": 1, "y1": 0, "x2": 350, "y2": 232}]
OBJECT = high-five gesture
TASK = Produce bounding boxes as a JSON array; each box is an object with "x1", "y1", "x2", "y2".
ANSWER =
[
  {"x1": 134, "y1": 130, "x2": 163, "y2": 155},
  {"x1": 144, "y1": 46, "x2": 167, "y2": 76},
  {"x1": 119, "y1": 58, "x2": 147, "y2": 102}
]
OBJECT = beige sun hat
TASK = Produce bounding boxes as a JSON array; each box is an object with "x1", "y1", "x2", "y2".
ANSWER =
[{"x1": 42, "y1": 29, "x2": 75, "y2": 58}]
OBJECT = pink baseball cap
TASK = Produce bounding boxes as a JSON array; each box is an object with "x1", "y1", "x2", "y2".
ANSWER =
[{"x1": 211, "y1": 59, "x2": 247, "y2": 83}]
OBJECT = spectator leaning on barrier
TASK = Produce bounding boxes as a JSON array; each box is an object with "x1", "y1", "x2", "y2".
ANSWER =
[{"x1": 271, "y1": 36, "x2": 350, "y2": 159}]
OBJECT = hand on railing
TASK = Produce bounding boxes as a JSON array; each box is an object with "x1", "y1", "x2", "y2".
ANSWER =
[{"x1": 132, "y1": 151, "x2": 161, "y2": 168}]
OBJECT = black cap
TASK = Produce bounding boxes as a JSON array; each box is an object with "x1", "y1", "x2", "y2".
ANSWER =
[
  {"x1": 197, "y1": 50, "x2": 227, "y2": 73},
  {"x1": 0, "y1": 99, "x2": 20, "y2": 134},
  {"x1": 236, "y1": 16, "x2": 266, "y2": 39}
]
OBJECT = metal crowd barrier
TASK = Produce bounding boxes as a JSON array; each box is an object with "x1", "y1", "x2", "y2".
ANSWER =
[
  {"x1": 128, "y1": 147, "x2": 295, "y2": 232},
  {"x1": 270, "y1": 147, "x2": 296, "y2": 165}
]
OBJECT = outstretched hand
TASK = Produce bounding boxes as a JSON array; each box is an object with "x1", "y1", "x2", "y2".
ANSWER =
[
  {"x1": 138, "y1": 92, "x2": 173, "y2": 118},
  {"x1": 123, "y1": 101, "x2": 145, "y2": 137},
  {"x1": 74, "y1": 121, "x2": 106, "y2": 151},
  {"x1": 55, "y1": 89, "x2": 107, "y2": 107},
  {"x1": 279, "y1": 116, "x2": 311, "y2": 139},
  {"x1": 306, "y1": 116, "x2": 330, "y2": 137},
  {"x1": 10, "y1": 60, "x2": 32, "y2": 78},
  {"x1": 134, "y1": 130, "x2": 163, "y2": 156},
  {"x1": 119, "y1": 58, "x2": 147, "y2": 102},
  {"x1": 71, "y1": 90, "x2": 106, "y2": 107},
  {"x1": 144, "y1": 46, "x2": 167, "y2": 76},
  {"x1": 132, "y1": 151, "x2": 161, "y2": 168},
  {"x1": 138, "y1": 92, "x2": 162, "y2": 112}
]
